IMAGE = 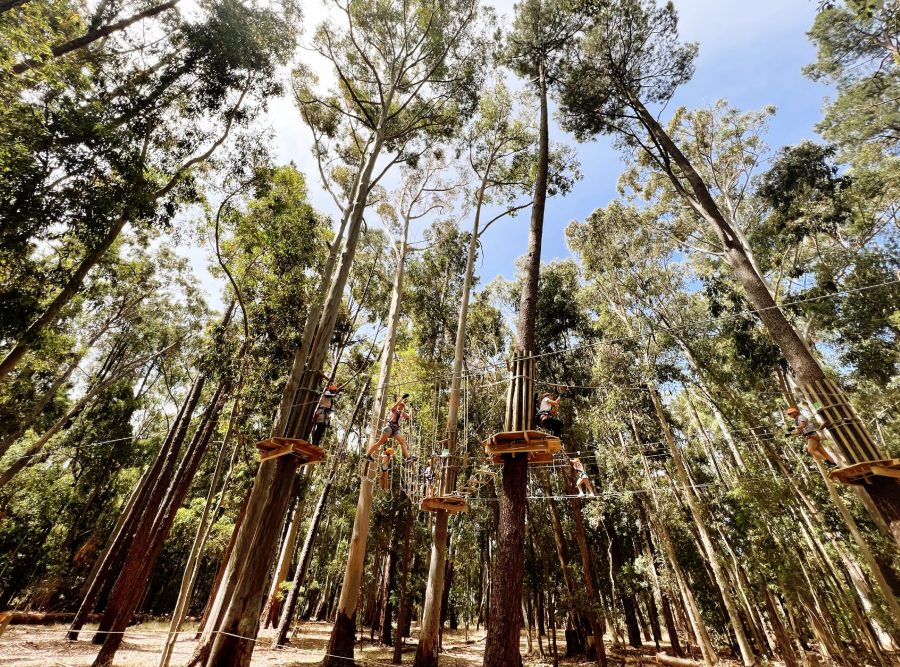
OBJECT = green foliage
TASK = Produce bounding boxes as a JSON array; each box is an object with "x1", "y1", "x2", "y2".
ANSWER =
[{"x1": 806, "y1": 0, "x2": 900, "y2": 165}]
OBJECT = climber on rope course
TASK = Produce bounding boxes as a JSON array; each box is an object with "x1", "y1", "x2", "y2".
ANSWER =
[
  {"x1": 536, "y1": 391, "x2": 564, "y2": 437},
  {"x1": 310, "y1": 383, "x2": 342, "y2": 446},
  {"x1": 367, "y1": 394, "x2": 413, "y2": 459},
  {"x1": 423, "y1": 462, "x2": 436, "y2": 498},
  {"x1": 571, "y1": 457, "x2": 596, "y2": 497},
  {"x1": 379, "y1": 447, "x2": 394, "y2": 490},
  {"x1": 785, "y1": 406, "x2": 836, "y2": 468}
]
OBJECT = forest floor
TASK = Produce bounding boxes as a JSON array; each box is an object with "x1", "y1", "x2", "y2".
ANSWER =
[{"x1": 0, "y1": 620, "x2": 738, "y2": 666}]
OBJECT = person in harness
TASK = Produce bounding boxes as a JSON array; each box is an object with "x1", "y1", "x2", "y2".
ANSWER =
[
  {"x1": 785, "y1": 406, "x2": 836, "y2": 468},
  {"x1": 536, "y1": 392, "x2": 563, "y2": 437},
  {"x1": 423, "y1": 463, "x2": 436, "y2": 498},
  {"x1": 368, "y1": 394, "x2": 412, "y2": 459},
  {"x1": 379, "y1": 447, "x2": 394, "y2": 490},
  {"x1": 310, "y1": 384, "x2": 342, "y2": 446},
  {"x1": 571, "y1": 457, "x2": 596, "y2": 497}
]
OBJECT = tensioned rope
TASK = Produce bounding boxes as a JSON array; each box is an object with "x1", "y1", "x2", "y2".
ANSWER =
[{"x1": 375, "y1": 277, "x2": 900, "y2": 392}]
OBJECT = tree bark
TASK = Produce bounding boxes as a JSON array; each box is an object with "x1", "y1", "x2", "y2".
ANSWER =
[
  {"x1": 571, "y1": 494, "x2": 608, "y2": 667},
  {"x1": 483, "y1": 55, "x2": 550, "y2": 667},
  {"x1": 67, "y1": 367, "x2": 207, "y2": 640},
  {"x1": 262, "y1": 492, "x2": 305, "y2": 628},
  {"x1": 190, "y1": 131, "x2": 382, "y2": 667},
  {"x1": 631, "y1": 95, "x2": 900, "y2": 545},
  {"x1": 0, "y1": 215, "x2": 127, "y2": 384},
  {"x1": 91, "y1": 381, "x2": 229, "y2": 666},
  {"x1": 158, "y1": 385, "x2": 244, "y2": 667},
  {"x1": 392, "y1": 498, "x2": 413, "y2": 664},
  {"x1": 483, "y1": 454, "x2": 528, "y2": 667},
  {"x1": 415, "y1": 150, "x2": 484, "y2": 667},
  {"x1": 649, "y1": 386, "x2": 756, "y2": 667},
  {"x1": 274, "y1": 378, "x2": 370, "y2": 647},
  {"x1": 322, "y1": 194, "x2": 407, "y2": 667},
  {"x1": 633, "y1": 414, "x2": 715, "y2": 666}
]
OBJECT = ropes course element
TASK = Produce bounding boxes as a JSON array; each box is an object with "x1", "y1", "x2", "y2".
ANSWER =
[
  {"x1": 255, "y1": 437, "x2": 325, "y2": 464},
  {"x1": 373, "y1": 277, "x2": 900, "y2": 394}
]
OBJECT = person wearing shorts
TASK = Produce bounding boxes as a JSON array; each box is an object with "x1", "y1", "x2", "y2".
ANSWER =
[
  {"x1": 311, "y1": 384, "x2": 341, "y2": 446},
  {"x1": 368, "y1": 394, "x2": 412, "y2": 458},
  {"x1": 379, "y1": 448, "x2": 394, "y2": 490},
  {"x1": 572, "y1": 457, "x2": 596, "y2": 497},
  {"x1": 785, "y1": 406, "x2": 835, "y2": 467}
]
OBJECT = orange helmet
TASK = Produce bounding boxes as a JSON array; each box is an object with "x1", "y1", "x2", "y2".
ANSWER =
[
  {"x1": 385, "y1": 447, "x2": 394, "y2": 455},
  {"x1": 786, "y1": 406, "x2": 800, "y2": 416},
  {"x1": 329, "y1": 383, "x2": 339, "y2": 392}
]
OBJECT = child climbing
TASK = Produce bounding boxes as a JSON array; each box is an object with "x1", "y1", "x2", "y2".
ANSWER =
[
  {"x1": 368, "y1": 394, "x2": 412, "y2": 458},
  {"x1": 571, "y1": 457, "x2": 596, "y2": 497},
  {"x1": 379, "y1": 447, "x2": 394, "y2": 490},
  {"x1": 311, "y1": 383, "x2": 342, "y2": 446},
  {"x1": 785, "y1": 406, "x2": 836, "y2": 468},
  {"x1": 423, "y1": 463, "x2": 436, "y2": 498},
  {"x1": 537, "y1": 392, "x2": 563, "y2": 437}
]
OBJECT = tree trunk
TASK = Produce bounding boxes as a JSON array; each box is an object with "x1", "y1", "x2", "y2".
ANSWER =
[
  {"x1": 0, "y1": 215, "x2": 127, "y2": 383},
  {"x1": 483, "y1": 454, "x2": 528, "y2": 667},
  {"x1": 91, "y1": 381, "x2": 229, "y2": 667},
  {"x1": 67, "y1": 367, "x2": 208, "y2": 640},
  {"x1": 392, "y1": 498, "x2": 413, "y2": 664},
  {"x1": 262, "y1": 492, "x2": 305, "y2": 628},
  {"x1": 194, "y1": 487, "x2": 250, "y2": 639},
  {"x1": 605, "y1": 511, "x2": 639, "y2": 651},
  {"x1": 633, "y1": 414, "x2": 715, "y2": 666},
  {"x1": 191, "y1": 132, "x2": 382, "y2": 667},
  {"x1": 483, "y1": 56, "x2": 550, "y2": 667},
  {"x1": 274, "y1": 378, "x2": 370, "y2": 647},
  {"x1": 648, "y1": 386, "x2": 756, "y2": 667},
  {"x1": 415, "y1": 162, "x2": 484, "y2": 667},
  {"x1": 322, "y1": 197, "x2": 408, "y2": 667},
  {"x1": 545, "y1": 497, "x2": 579, "y2": 615},
  {"x1": 571, "y1": 494, "x2": 608, "y2": 667},
  {"x1": 158, "y1": 386, "x2": 244, "y2": 667},
  {"x1": 632, "y1": 95, "x2": 900, "y2": 545}
]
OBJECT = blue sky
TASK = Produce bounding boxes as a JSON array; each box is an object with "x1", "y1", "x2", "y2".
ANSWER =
[{"x1": 183, "y1": 0, "x2": 833, "y2": 307}]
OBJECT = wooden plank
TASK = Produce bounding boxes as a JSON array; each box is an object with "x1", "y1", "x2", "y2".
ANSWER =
[
  {"x1": 256, "y1": 437, "x2": 325, "y2": 465},
  {"x1": 828, "y1": 458, "x2": 900, "y2": 485},
  {"x1": 870, "y1": 465, "x2": 900, "y2": 479},
  {"x1": 420, "y1": 496, "x2": 469, "y2": 514},
  {"x1": 527, "y1": 450, "x2": 554, "y2": 465}
]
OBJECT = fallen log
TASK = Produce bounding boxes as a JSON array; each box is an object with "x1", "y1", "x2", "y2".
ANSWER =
[{"x1": 655, "y1": 652, "x2": 703, "y2": 667}]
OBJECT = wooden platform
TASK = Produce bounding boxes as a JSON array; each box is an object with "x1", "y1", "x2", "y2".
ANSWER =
[
  {"x1": 488, "y1": 450, "x2": 558, "y2": 465},
  {"x1": 419, "y1": 495, "x2": 469, "y2": 513},
  {"x1": 828, "y1": 458, "x2": 900, "y2": 485},
  {"x1": 483, "y1": 430, "x2": 561, "y2": 462},
  {"x1": 255, "y1": 437, "x2": 326, "y2": 464}
]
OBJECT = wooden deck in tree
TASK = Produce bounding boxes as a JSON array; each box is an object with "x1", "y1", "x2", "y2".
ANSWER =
[
  {"x1": 828, "y1": 458, "x2": 900, "y2": 485},
  {"x1": 419, "y1": 495, "x2": 469, "y2": 513},
  {"x1": 489, "y1": 449, "x2": 558, "y2": 465},
  {"x1": 483, "y1": 430, "x2": 561, "y2": 461},
  {"x1": 255, "y1": 437, "x2": 326, "y2": 464}
]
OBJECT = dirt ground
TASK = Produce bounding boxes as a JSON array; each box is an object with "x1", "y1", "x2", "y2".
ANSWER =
[{"x1": 0, "y1": 620, "x2": 721, "y2": 666}]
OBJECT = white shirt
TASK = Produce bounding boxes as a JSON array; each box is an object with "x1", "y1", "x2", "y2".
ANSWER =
[{"x1": 539, "y1": 397, "x2": 554, "y2": 413}]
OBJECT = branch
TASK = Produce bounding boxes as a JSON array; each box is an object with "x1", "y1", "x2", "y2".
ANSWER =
[
  {"x1": 12, "y1": 0, "x2": 180, "y2": 75},
  {"x1": 154, "y1": 79, "x2": 251, "y2": 200}
]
